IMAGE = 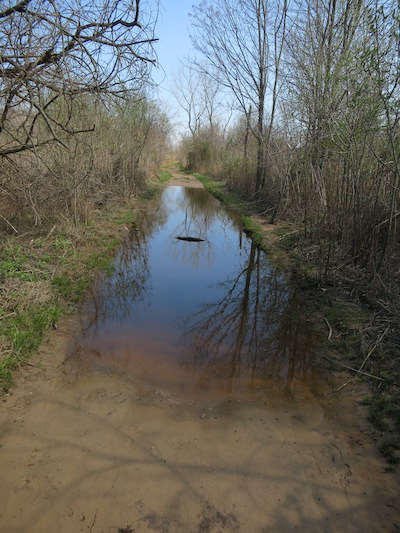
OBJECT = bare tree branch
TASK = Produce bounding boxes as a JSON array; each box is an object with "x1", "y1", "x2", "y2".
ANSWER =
[
  {"x1": 0, "y1": 0, "x2": 31, "y2": 19},
  {"x1": 0, "y1": 0, "x2": 158, "y2": 156}
]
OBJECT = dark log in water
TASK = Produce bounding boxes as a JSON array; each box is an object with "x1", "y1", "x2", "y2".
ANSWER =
[{"x1": 176, "y1": 236, "x2": 205, "y2": 242}]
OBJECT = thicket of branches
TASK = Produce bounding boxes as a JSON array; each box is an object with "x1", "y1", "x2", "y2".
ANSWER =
[
  {"x1": 0, "y1": 0, "x2": 170, "y2": 231},
  {"x1": 179, "y1": 0, "x2": 399, "y2": 288}
]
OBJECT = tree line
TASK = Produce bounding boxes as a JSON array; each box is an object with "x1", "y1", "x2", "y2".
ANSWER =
[
  {"x1": 0, "y1": 0, "x2": 170, "y2": 229},
  {"x1": 177, "y1": 0, "x2": 399, "y2": 286}
]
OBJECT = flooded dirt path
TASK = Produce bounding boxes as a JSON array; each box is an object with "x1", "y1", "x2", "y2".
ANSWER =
[
  {"x1": 0, "y1": 175, "x2": 399, "y2": 532},
  {"x1": 68, "y1": 181, "x2": 323, "y2": 403}
]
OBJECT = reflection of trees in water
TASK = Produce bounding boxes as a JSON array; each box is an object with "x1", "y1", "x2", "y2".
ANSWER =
[
  {"x1": 79, "y1": 186, "x2": 225, "y2": 335},
  {"x1": 184, "y1": 242, "x2": 319, "y2": 394},
  {"x1": 72, "y1": 184, "x2": 319, "y2": 396},
  {"x1": 175, "y1": 186, "x2": 242, "y2": 237},
  {"x1": 169, "y1": 187, "x2": 243, "y2": 270},
  {"x1": 79, "y1": 212, "x2": 159, "y2": 336}
]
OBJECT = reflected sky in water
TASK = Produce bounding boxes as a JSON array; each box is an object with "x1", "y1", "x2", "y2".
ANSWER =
[{"x1": 68, "y1": 185, "x2": 323, "y2": 401}]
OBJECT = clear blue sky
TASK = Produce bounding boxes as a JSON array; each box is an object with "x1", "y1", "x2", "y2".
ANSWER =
[{"x1": 152, "y1": 0, "x2": 195, "y2": 136}]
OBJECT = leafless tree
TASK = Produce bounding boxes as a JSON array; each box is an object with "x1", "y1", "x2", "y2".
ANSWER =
[
  {"x1": 172, "y1": 63, "x2": 229, "y2": 138},
  {"x1": 362, "y1": 0, "x2": 400, "y2": 268},
  {"x1": 283, "y1": 0, "x2": 399, "y2": 276},
  {"x1": 173, "y1": 65, "x2": 205, "y2": 138},
  {"x1": 190, "y1": 0, "x2": 290, "y2": 195},
  {"x1": 173, "y1": 63, "x2": 232, "y2": 172},
  {"x1": 0, "y1": 0, "x2": 158, "y2": 157}
]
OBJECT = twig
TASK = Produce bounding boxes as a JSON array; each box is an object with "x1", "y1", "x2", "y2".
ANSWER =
[
  {"x1": 277, "y1": 229, "x2": 299, "y2": 242},
  {"x1": 89, "y1": 508, "x2": 98, "y2": 533},
  {"x1": 326, "y1": 325, "x2": 390, "y2": 394},
  {"x1": 323, "y1": 317, "x2": 333, "y2": 343},
  {"x1": 0, "y1": 311, "x2": 16, "y2": 320},
  {"x1": 322, "y1": 356, "x2": 383, "y2": 380},
  {"x1": 44, "y1": 224, "x2": 57, "y2": 240},
  {"x1": 0, "y1": 212, "x2": 18, "y2": 233},
  {"x1": 14, "y1": 354, "x2": 38, "y2": 368},
  {"x1": 331, "y1": 376, "x2": 357, "y2": 394},
  {"x1": 358, "y1": 325, "x2": 390, "y2": 372}
]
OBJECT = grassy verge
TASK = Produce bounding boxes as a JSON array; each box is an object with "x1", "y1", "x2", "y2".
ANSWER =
[
  {"x1": 192, "y1": 172, "x2": 273, "y2": 248},
  {"x1": 192, "y1": 172, "x2": 250, "y2": 212},
  {"x1": 0, "y1": 201, "x2": 143, "y2": 392},
  {"x1": 140, "y1": 172, "x2": 169, "y2": 199},
  {"x1": 241, "y1": 216, "x2": 265, "y2": 248},
  {"x1": 158, "y1": 169, "x2": 173, "y2": 183}
]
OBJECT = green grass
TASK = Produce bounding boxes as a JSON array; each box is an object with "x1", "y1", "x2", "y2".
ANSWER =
[
  {"x1": 0, "y1": 303, "x2": 62, "y2": 390},
  {"x1": 112, "y1": 210, "x2": 137, "y2": 226},
  {"x1": 0, "y1": 214, "x2": 126, "y2": 391},
  {"x1": 100, "y1": 237, "x2": 120, "y2": 252},
  {"x1": 140, "y1": 182, "x2": 160, "y2": 199},
  {"x1": 3, "y1": 304, "x2": 61, "y2": 353},
  {"x1": 52, "y1": 238, "x2": 119, "y2": 301},
  {"x1": 0, "y1": 244, "x2": 29, "y2": 281},
  {"x1": 54, "y1": 235, "x2": 73, "y2": 250},
  {"x1": 179, "y1": 164, "x2": 193, "y2": 174},
  {"x1": 158, "y1": 169, "x2": 172, "y2": 183},
  {"x1": 51, "y1": 275, "x2": 90, "y2": 302},
  {"x1": 0, "y1": 238, "x2": 112, "y2": 389},
  {"x1": 86, "y1": 253, "x2": 115, "y2": 275},
  {"x1": 0, "y1": 248, "x2": 49, "y2": 282},
  {"x1": 241, "y1": 216, "x2": 264, "y2": 247},
  {"x1": 162, "y1": 161, "x2": 180, "y2": 169},
  {"x1": 192, "y1": 173, "x2": 250, "y2": 212}
]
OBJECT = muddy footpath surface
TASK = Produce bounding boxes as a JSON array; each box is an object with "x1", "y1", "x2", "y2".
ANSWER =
[
  {"x1": 0, "y1": 175, "x2": 400, "y2": 533},
  {"x1": 1, "y1": 323, "x2": 399, "y2": 533}
]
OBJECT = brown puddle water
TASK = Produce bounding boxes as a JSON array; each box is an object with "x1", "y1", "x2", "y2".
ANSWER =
[{"x1": 67, "y1": 185, "x2": 324, "y2": 403}]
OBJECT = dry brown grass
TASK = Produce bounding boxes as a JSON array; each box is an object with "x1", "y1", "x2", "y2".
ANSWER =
[{"x1": 1, "y1": 280, "x2": 54, "y2": 313}]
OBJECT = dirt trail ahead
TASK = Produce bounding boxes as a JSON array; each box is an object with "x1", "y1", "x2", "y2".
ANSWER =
[
  {"x1": 0, "y1": 316, "x2": 399, "y2": 533},
  {"x1": 0, "y1": 175, "x2": 399, "y2": 533}
]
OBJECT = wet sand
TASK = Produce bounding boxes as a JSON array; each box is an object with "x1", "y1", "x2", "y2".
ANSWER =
[{"x1": 0, "y1": 317, "x2": 399, "y2": 533}]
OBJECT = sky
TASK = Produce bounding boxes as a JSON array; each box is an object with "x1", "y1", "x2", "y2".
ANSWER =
[{"x1": 152, "y1": 0, "x2": 196, "y2": 138}]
